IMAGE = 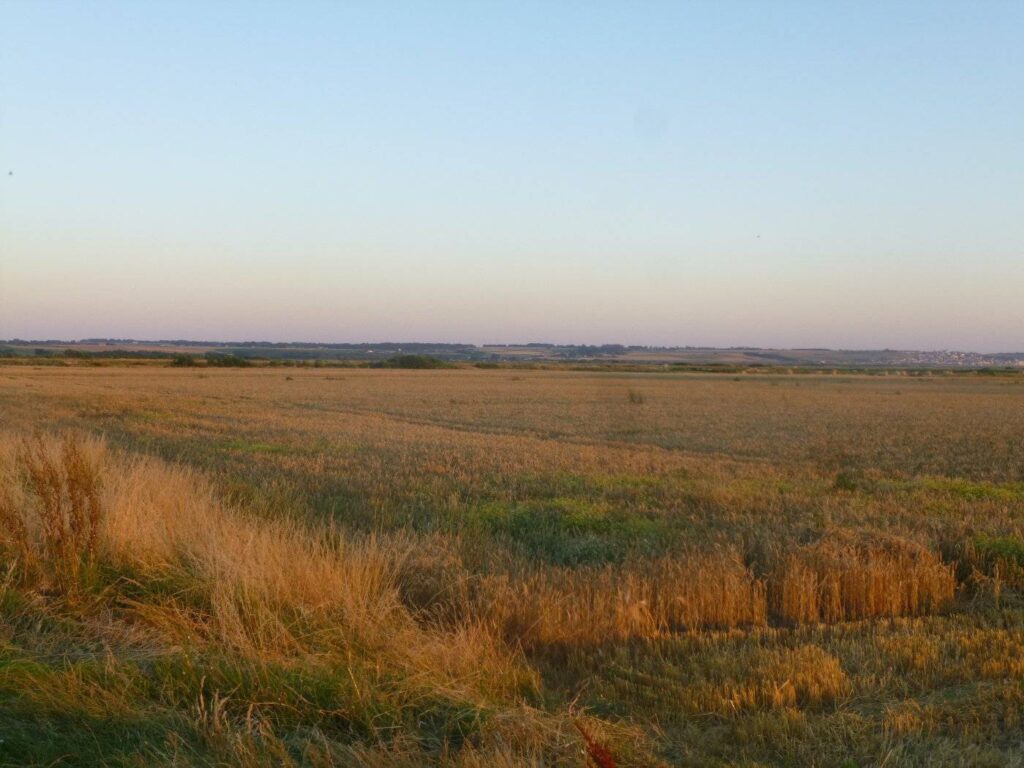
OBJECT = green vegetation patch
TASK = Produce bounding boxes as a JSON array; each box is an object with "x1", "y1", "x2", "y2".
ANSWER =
[
  {"x1": 0, "y1": 650, "x2": 188, "y2": 767},
  {"x1": 973, "y1": 534, "x2": 1024, "y2": 566},
  {"x1": 370, "y1": 355, "x2": 451, "y2": 369},
  {"x1": 921, "y1": 478, "x2": 1024, "y2": 502},
  {"x1": 205, "y1": 353, "x2": 253, "y2": 367},
  {"x1": 472, "y1": 497, "x2": 670, "y2": 566}
]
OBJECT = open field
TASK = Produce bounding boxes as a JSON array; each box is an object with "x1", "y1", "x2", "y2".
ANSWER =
[{"x1": 2, "y1": 366, "x2": 1024, "y2": 766}]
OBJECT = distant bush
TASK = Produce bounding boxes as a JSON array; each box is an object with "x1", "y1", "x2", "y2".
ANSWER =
[
  {"x1": 205, "y1": 353, "x2": 252, "y2": 368},
  {"x1": 170, "y1": 354, "x2": 199, "y2": 367},
  {"x1": 833, "y1": 470, "x2": 860, "y2": 492},
  {"x1": 371, "y1": 355, "x2": 449, "y2": 369}
]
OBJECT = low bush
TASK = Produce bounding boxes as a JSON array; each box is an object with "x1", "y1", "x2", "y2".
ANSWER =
[
  {"x1": 371, "y1": 355, "x2": 449, "y2": 369},
  {"x1": 205, "y1": 353, "x2": 252, "y2": 367}
]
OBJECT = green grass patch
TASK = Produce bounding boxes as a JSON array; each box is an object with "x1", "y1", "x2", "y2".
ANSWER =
[
  {"x1": 471, "y1": 497, "x2": 670, "y2": 566},
  {"x1": 922, "y1": 478, "x2": 1024, "y2": 502},
  {"x1": 973, "y1": 534, "x2": 1024, "y2": 566}
]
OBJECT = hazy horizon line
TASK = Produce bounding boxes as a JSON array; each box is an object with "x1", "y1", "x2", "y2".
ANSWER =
[{"x1": 4, "y1": 338, "x2": 1023, "y2": 356}]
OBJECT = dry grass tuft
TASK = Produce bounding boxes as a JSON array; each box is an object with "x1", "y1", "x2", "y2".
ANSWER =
[
  {"x1": 395, "y1": 532, "x2": 472, "y2": 623},
  {"x1": 0, "y1": 433, "x2": 105, "y2": 593},
  {"x1": 96, "y1": 450, "x2": 410, "y2": 656}
]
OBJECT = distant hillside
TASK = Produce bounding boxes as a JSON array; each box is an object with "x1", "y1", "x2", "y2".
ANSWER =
[{"x1": 2, "y1": 339, "x2": 1023, "y2": 369}]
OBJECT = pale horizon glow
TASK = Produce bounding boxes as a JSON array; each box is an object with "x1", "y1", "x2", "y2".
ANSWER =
[{"x1": 2, "y1": 2, "x2": 1022, "y2": 352}]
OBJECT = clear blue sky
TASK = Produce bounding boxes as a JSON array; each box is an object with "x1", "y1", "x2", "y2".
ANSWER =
[{"x1": 2, "y1": 1, "x2": 1022, "y2": 350}]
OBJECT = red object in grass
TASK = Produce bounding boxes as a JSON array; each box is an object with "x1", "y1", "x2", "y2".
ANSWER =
[{"x1": 574, "y1": 721, "x2": 617, "y2": 768}]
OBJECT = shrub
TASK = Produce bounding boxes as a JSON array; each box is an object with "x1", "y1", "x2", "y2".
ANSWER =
[
  {"x1": 170, "y1": 353, "x2": 199, "y2": 367},
  {"x1": 371, "y1": 355, "x2": 449, "y2": 369},
  {"x1": 205, "y1": 353, "x2": 252, "y2": 367},
  {"x1": 833, "y1": 470, "x2": 860, "y2": 492}
]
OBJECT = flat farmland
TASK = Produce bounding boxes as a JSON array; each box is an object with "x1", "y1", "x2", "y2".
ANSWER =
[{"x1": 2, "y1": 366, "x2": 1024, "y2": 766}]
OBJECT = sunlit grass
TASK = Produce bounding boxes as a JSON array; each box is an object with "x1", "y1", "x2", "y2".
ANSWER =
[{"x1": 2, "y1": 366, "x2": 1024, "y2": 765}]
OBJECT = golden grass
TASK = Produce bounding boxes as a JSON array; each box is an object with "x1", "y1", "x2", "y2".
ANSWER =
[
  {"x1": 768, "y1": 536, "x2": 957, "y2": 625},
  {"x1": 103, "y1": 454, "x2": 406, "y2": 657},
  {"x1": 0, "y1": 433, "x2": 105, "y2": 593},
  {"x1": 483, "y1": 538, "x2": 956, "y2": 649},
  {"x1": 0, "y1": 433, "x2": 585, "y2": 765},
  {"x1": 3, "y1": 367, "x2": 1024, "y2": 765},
  {"x1": 483, "y1": 551, "x2": 767, "y2": 648},
  {"x1": 680, "y1": 645, "x2": 850, "y2": 715}
]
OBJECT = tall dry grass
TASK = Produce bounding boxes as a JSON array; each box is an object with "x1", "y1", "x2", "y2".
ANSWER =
[
  {"x1": 482, "y1": 551, "x2": 767, "y2": 648},
  {"x1": 767, "y1": 536, "x2": 956, "y2": 625},
  {"x1": 101, "y1": 452, "x2": 406, "y2": 656},
  {"x1": 0, "y1": 433, "x2": 105, "y2": 593},
  {"x1": 480, "y1": 537, "x2": 957, "y2": 649},
  {"x1": 0, "y1": 433, "x2": 583, "y2": 764},
  {"x1": 0, "y1": 432, "x2": 961, "y2": 653}
]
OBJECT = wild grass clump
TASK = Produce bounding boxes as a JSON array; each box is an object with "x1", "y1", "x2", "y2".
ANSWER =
[
  {"x1": 481, "y1": 535, "x2": 959, "y2": 649},
  {"x1": 170, "y1": 353, "x2": 199, "y2": 367},
  {"x1": 0, "y1": 433, "x2": 105, "y2": 594}
]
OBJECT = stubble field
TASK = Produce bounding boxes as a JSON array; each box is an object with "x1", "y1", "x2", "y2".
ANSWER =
[{"x1": 1, "y1": 365, "x2": 1023, "y2": 766}]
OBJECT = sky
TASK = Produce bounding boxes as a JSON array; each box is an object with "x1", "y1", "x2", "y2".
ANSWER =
[{"x1": 1, "y1": 1, "x2": 1022, "y2": 351}]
